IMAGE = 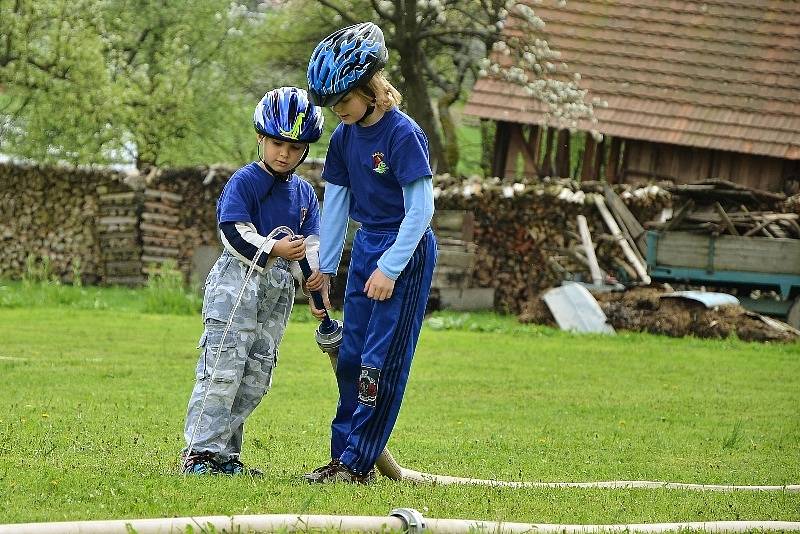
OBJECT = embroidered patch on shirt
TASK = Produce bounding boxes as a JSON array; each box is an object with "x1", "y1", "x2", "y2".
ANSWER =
[
  {"x1": 372, "y1": 152, "x2": 388, "y2": 174},
  {"x1": 358, "y1": 366, "x2": 381, "y2": 406}
]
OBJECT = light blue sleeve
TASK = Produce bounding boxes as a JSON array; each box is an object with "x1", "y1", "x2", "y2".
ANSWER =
[
  {"x1": 319, "y1": 183, "x2": 350, "y2": 275},
  {"x1": 377, "y1": 177, "x2": 435, "y2": 280}
]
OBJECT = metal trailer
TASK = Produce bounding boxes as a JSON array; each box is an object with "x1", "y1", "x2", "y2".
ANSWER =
[{"x1": 644, "y1": 230, "x2": 800, "y2": 329}]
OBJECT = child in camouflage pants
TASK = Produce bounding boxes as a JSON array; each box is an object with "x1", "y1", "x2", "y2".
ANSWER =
[{"x1": 182, "y1": 87, "x2": 325, "y2": 476}]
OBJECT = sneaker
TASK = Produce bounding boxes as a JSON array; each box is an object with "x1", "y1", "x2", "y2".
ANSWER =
[
  {"x1": 305, "y1": 459, "x2": 376, "y2": 484},
  {"x1": 217, "y1": 457, "x2": 264, "y2": 477},
  {"x1": 182, "y1": 451, "x2": 222, "y2": 475},
  {"x1": 302, "y1": 459, "x2": 337, "y2": 482}
]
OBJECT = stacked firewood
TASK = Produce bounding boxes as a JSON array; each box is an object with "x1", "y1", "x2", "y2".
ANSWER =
[
  {"x1": 646, "y1": 179, "x2": 797, "y2": 239},
  {"x1": 140, "y1": 188, "x2": 183, "y2": 275},
  {"x1": 98, "y1": 189, "x2": 143, "y2": 285},
  {"x1": 431, "y1": 176, "x2": 669, "y2": 312},
  {"x1": 0, "y1": 163, "x2": 129, "y2": 283}
]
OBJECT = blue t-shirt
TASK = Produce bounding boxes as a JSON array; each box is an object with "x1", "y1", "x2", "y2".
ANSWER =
[
  {"x1": 322, "y1": 108, "x2": 432, "y2": 230},
  {"x1": 216, "y1": 162, "x2": 320, "y2": 237}
]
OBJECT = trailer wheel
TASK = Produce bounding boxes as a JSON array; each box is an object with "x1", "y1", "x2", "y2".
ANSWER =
[{"x1": 788, "y1": 296, "x2": 800, "y2": 331}]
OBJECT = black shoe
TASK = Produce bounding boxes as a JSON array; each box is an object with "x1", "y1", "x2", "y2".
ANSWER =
[
  {"x1": 305, "y1": 459, "x2": 376, "y2": 484},
  {"x1": 182, "y1": 451, "x2": 222, "y2": 475}
]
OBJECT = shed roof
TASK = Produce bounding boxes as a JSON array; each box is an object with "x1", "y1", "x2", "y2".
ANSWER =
[{"x1": 464, "y1": 0, "x2": 800, "y2": 159}]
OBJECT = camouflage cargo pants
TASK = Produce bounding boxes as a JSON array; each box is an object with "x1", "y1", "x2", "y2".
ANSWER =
[{"x1": 183, "y1": 251, "x2": 294, "y2": 460}]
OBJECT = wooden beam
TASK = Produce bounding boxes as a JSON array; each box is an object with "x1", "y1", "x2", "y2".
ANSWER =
[
  {"x1": 713, "y1": 202, "x2": 739, "y2": 236},
  {"x1": 605, "y1": 137, "x2": 621, "y2": 184},
  {"x1": 491, "y1": 121, "x2": 511, "y2": 178},
  {"x1": 540, "y1": 127, "x2": 555, "y2": 177},
  {"x1": 581, "y1": 135, "x2": 597, "y2": 182},
  {"x1": 555, "y1": 129, "x2": 571, "y2": 178}
]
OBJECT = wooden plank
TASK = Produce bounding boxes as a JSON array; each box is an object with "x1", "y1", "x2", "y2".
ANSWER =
[
  {"x1": 436, "y1": 249, "x2": 476, "y2": 270},
  {"x1": 144, "y1": 188, "x2": 183, "y2": 203},
  {"x1": 143, "y1": 245, "x2": 179, "y2": 257},
  {"x1": 141, "y1": 212, "x2": 179, "y2": 224},
  {"x1": 141, "y1": 254, "x2": 180, "y2": 264},
  {"x1": 432, "y1": 210, "x2": 474, "y2": 242},
  {"x1": 99, "y1": 216, "x2": 137, "y2": 225},
  {"x1": 144, "y1": 201, "x2": 180, "y2": 215},
  {"x1": 577, "y1": 215, "x2": 603, "y2": 285},
  {"x1": 603, "y1": 185, "x2": 645, "y2": 238},
  {"x1": 142, "y1": 235, "x2": 180, "y2": 248},
  {"x1": 595, "y1": 195, "x2": 650, "y2": 284},
  {"x1": 713, "y1": 202, "x2": 739, "y2": 236},
  {"x1": 655, "y1": 232, "x2": 800, "y2": 274},
  {"x1": 664, "y1": 199, "x2": 694, "y2": 231},
  {"x1": 99, "y1": 191, "x2": 137, "y2": 203},
  {"x1": 140, "y1": 223, "x2": 181, "y2": 236}
]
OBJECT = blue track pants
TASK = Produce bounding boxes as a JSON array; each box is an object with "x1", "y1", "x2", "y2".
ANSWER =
[{"x1": 332, "y1": 227, "x2": 437, "y2": 475}]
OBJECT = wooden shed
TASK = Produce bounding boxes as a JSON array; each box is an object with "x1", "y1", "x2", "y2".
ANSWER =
[{"x1": 464, "y1": 0, "x2": 800, "y2": 194}]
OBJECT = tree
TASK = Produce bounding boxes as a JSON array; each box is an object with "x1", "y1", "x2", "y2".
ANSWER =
[
  {"x1": 0, "y1": 0, "x2": 273, "y2": 169},
  {"x1": 275, "y1": 0, "x2": 594, "y2": 175}
]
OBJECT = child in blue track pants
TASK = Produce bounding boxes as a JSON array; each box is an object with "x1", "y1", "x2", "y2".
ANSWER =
[{"x1": 304, "y1": 22, "x2": 437, "y2": 483}]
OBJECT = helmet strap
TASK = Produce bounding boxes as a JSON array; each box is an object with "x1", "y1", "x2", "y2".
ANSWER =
[
  {"x1": 257, "y1": 137, "x2": 306, "y2": 182},
  {"x1": 357, "y1": 100, "x2": 377, "y2": 125}
]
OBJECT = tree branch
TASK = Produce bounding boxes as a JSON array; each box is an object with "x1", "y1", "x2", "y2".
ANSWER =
[
  {"x1": 370, "y1": 0, "x2": 397, "y2": 22},
  {"x1": 316, "y1": 0, "x2": 359, "y2": 25}
]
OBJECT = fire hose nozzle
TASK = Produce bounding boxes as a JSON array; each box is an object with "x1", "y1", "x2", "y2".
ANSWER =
[{"x1": 315, "y1": 319, "x2": 343, "y2": 355}]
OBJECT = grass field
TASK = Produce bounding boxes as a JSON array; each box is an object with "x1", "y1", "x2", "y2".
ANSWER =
[{"x1": 0, "y1": 283, "x2": 799, "y2": 528}]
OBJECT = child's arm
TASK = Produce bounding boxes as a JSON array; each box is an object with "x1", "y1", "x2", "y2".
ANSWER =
[
  {"x1": 375, "y1": 176, "x2": 434, "y2": 280},
  {"x1": 220, "y1": 222, "x2": 305, "y2": 272},
  {"x1": 318, "y1": 183, "x2": 351, "y2": 276}
]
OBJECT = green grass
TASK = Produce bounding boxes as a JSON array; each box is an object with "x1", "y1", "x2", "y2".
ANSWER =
[{"x1": 0, "y1": 286, "x2": 798, "y2": 527}]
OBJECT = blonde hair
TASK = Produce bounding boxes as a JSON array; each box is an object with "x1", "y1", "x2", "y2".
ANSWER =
[{"x1": 352, "y1": 70, "x2": 402, "y2": 111}]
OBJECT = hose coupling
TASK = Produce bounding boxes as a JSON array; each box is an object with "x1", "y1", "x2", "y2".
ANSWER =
[
  {"x1": 315, "y1": 319, "x2": 343, "y2": 355},
  {"x1": 390, "y1": 508, "x2": 426, "y2": 534}
]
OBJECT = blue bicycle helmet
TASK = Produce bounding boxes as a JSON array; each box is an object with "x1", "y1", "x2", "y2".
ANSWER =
[
  {"x1": 307, "y1": 22, "x2": 388, "y2": 107},
  {"x1": 253, "y1": 87, "x2": 324, "y2": 143}
]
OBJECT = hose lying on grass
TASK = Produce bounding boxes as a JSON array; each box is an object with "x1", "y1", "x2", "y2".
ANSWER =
[{"x1": 2, "y1": 511, "x2": 800, "y2": 534}]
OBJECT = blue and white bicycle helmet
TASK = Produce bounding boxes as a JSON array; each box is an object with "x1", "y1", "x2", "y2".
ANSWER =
[
  {"x1": 253, "y1": 86, "x2": 324, "y2": 143},
  {"x1": 307, "y1": 22, "x2": 388, "y2": 107}
]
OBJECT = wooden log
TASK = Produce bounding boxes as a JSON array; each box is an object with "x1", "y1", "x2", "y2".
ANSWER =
[
  {"x1": 594, "y1": 194, "x2": 651, "y2": 284},
  {"x1": 577, "y1": 215, "x2": 603, "y2": 285},
  {"x1": 713, "y1": 202, "x2": 739, "y2": 236}
]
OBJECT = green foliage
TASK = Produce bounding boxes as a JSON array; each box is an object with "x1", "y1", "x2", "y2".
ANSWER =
[
  {"x1": 143, "y1": 261, "x2": 202, "y2": 315},
  {"x1": 0, "y1": 0, "x2": 276, "y2": 168},
  {"x1": 0, "y1": 306, "x2": 798, "y2": 524}
]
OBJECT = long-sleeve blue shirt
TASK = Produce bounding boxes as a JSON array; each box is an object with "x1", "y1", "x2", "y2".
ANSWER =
[{"x1": 320, "y1": 177, "x2": 434, "y2": 280}]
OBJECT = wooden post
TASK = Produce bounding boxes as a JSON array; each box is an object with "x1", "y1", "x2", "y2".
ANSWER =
[
  {"x1": 594, "y1": 135, "x2": 606, "y2": 181},
  {"x1": 491, "y1": 121, "x2": 511, "y2": 178},
  {"x1": 606, "y1": 137, "x2": 621, "y2": 184},
  {"x1": 526, "y1": 125, "x2": 542, "y2": 176},
  {"x1": 581, "y1": 134, "x2": 597, "y2": 182},
  {"x1": 577, "y1": 215, "x2": 603, "y2": 285},
  {"x1": 540, "y1": 127, "x2": 555, "y2": 177},
  {"x1": 555, "y1": 129, "x2": 571, "y2": 178}
]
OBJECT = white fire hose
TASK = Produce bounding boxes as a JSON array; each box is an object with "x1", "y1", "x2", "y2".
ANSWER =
[{"x1": 2, "y1": 510, "x2": 799, "y2": 534}]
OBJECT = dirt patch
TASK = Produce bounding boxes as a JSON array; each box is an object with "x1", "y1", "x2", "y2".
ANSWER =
[{"x1": 520, "y1": 286, "x2": 798, "y2": 343}]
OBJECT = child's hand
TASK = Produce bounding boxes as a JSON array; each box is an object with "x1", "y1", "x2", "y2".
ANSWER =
[
  {"x1": 364, "y1": 268, "x2": 395, "y2": 301},
  {"x1": 305, "y1": 270, "x2": 328, "y2": 292},
  {"x1": 272, "y1": 235, "x2": 305, "y2": 261},
  {"x1": 307, "y1": 274, "x2": 332, "y2": 320}
]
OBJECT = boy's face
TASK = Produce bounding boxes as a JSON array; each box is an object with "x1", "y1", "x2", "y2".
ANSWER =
[
  {"x1": 331, "y1": 91, "x2": 369, "y2": 125},
  {"x1": 261, "y1": 136, "x2": 307, "y2": 173}
]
